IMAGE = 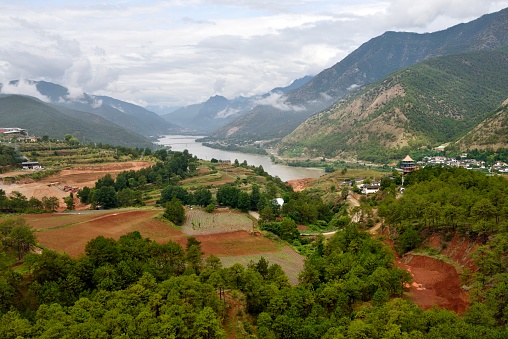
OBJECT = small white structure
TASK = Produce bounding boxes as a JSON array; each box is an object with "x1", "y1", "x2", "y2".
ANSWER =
[
  {"x1": 272, "y1": 198, "x2": 284, "y2": 207},
  {"x1": 362, "y1": 184, "x2": 380, "y2": 195},
  {"x1": 22, "y1": 161, "x2": 43, "y2": 170}
]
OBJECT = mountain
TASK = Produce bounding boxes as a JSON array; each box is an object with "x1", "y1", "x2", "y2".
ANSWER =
[
  {"x1": 278, "y1": 47, "x2": 508, "y2": 163},
  {"x1": 145, "y1": 105, "x2": 181, "y2": 116},
  {"x1": 270, "y1": 75, "x2": 314, "y2": 94},
  {"x1": 0, "y1": 95, "x2": 154, "y2": 148},
  {"x1": 210, "y1": 7, "x2": 508, "y2": 143},
  {"x1": 11, "y1": 80, "x2": 179, "y2": 137},
  {"x1": 161, "y1": 76, "x2": 313, "y2": 133},
  {"x1": 455, "y1": 99, "x2": 508, "y2": 150}
]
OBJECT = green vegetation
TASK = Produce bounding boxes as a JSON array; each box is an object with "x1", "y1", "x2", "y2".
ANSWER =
[
  {"x1": 3, "y1": 144, "x2": 508, "y2": 336},
  {"x1": 163, "y1": 197, "x2": 185, "y2": 225},
  {"x1": 0, "y1": 190, "x2": 60, "y2": 214},
  {"x1": 4, "y1": 222, "x2": 508, "y2": 337},
  {"x1": 202, "y1": 142, "x2": 268, "y2": 155},
  {"x1": 0, "y1": 145, "x2": 20, "y2": 168},
  {"x1": 279, "y1": 46, "x2": 508, "y2": 163},
  {"x1": 0, "y1": 95, "x2": 153, "y2": 148},
  {"x1": 379, "y1": 167, "x2": 508, "y2": 244}
]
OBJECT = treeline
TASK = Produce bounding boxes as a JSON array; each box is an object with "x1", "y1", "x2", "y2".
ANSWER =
[
  {"x1": 378, "y1": 166, "x2": 508, "y2": 329},
  {"x1": 77, "y1": 149, "x2": 197, "y2": 209},
  {"x1": 3, "y1": 226, "x2": 507, "y2": 337},
  {"x1": 0, "y1": 145, "x2": 19, "y2": 167},
  {"x1": 0, "y1": 190, "x2": 61, "y2": 213},
  {"x1": 466, "y1": 148, "x2": 508, "y2": 164},
  {"x1": 379, "y1": 167, "x2": 508, "y2": 254}
]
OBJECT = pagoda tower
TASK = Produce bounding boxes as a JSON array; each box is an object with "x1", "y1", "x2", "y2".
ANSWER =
[{"x1": 401, "y1": 155, "x2": 415, "y2": 175}]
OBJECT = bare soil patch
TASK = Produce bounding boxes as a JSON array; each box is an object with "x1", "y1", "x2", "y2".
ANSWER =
[
  {"x1": 31, "y1": 205, "x2": 304, "y2": 284},
  {"x1": 33, "y1": 208, "x2": 291, "y2": 262},
  {"x1": 35, "y1": 209, "x2": 186, "y2": 257},
  {"x1": 0, "y1": 161, "x2": 152, "y2": 211},
  {"x1": 194, "y1": 230, "x2": 278, "y2": 256},
  {"x1": 380, "y1": 231, "x2": 470, "y2": 313},
  {"x1": 287, "y1": 178, "x2": 314, "y2": 192},
  {"x1": 397, "y1": 254, "x2": 469, "y2": 313}
]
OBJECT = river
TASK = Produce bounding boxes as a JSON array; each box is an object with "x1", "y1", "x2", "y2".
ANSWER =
[{"x1": 157, "y1": 135, "x2": 324, "y2": 182}]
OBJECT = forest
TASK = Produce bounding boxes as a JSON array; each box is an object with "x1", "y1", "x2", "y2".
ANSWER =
[{"x1": 2, "y1": 149, "x2": 508, "y2": 337}]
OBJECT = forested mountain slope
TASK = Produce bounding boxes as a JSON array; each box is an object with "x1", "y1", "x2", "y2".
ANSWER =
[
  {"x1": 4, "y1": 80, "x2": 178, "y2": 137},
  {"x1": 278, "y1": 47, "x2": 508, "y2": 163},
  {"x1": 0, "y1": 95, "x2": 154, "y2": 148},
  {"x1": 210, "y1": 7, "x2": 508, "y2": 143},
  {"x1": 455, "y1": 98, "x2": 508, "y2": 150}
]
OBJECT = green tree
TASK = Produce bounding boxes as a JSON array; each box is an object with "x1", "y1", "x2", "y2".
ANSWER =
[
  {"x1": 77, "y1": 186, "x2": 92, "y2": 204},
  {"x1": 94, "y1": 186, "x2": 118, "y2": 209},
  {"x1": 42, "y1": 196, "x2": 60, "y2": 212},
  {"x1": 63, "y1": 193, "x2": 75, "y2": 210},
  {"x1": 8, "y1": 221, "x2": 36, "y2": 260},
  {"x1": 193, "y1": 188, "x2": 213, "y2": 207},
  {"x1": 28, "y1": 196, "x2": 44, "y2": 211},
  {"x1": 160, "y1": 185, "x2": 191, "y2": 205},
  {"x1": 237, "y1": 191, "x2": 251, "y2": 212},
  {"x1": 164, "y1": 198, "x2": 185, "y2": 225}
]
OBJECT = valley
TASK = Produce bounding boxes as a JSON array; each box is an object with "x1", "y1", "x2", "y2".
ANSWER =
[{"x1": 1, "y1": 4, "x2": 508, "y2": 338}]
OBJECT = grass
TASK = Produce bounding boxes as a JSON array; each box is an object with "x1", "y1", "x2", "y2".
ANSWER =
[
  {"x1": 219, "y1": 246, "x2": 305, "y2": 285},
  {"x1": 182, "y1": 209, "x2": 254, "y2": 235}
]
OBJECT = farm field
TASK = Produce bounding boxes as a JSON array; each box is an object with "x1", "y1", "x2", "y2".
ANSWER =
[
  {"x1": 28, "y1": 207, "x2": 305, "y2": 283},
  {"x1": 0, "y1": 161, "x2": 152, "y2": 211},
  {"x1": 181, "y1": 209, "x2": 254, "y2": 235},
  {"x1": 220, "y1": 246, "x2": 305, "y2": 285}
]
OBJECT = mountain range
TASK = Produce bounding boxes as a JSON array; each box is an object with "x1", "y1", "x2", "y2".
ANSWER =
[
  {"x1": 455, "y1": 99, "x2": 508, "y2": 151},
  {"x1": 278, "y1": 46, "x2": 508, "y2": 163},
  {"x1": 0, "y1": 94, "x2": 154, "y2": 148},
  {"x1": 159, "y1": 76, "x2": 313, "y2": 133},
  {"x1": 208, "y1": 7, "x2": 508, "y2": 146},
  {"x1": 1, "y1": 8, "x2": 508, "y2": 160},
  {"x1": 0, "y1": 80, "x2": 183, "y2": 148}
]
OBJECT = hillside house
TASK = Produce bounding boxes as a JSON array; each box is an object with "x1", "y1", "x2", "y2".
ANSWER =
[
  {"x1": 22, "y1": 161, "x2": 43, "y2": 170},
  {"x1": 362, "y1": 184, "x2": 380, "y2": 194},
  {"x1": 0, "y1": 127, "x2": 27, "y2": 135}
]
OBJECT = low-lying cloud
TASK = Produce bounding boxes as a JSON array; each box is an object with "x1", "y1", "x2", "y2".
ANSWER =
[{"x1": 255, "y1": 92, "x2": 305, "y2": 112}]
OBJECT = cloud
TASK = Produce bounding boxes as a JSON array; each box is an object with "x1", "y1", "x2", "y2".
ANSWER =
[
  {"x1": 1, "y1": 0, "x2": 508, "y2": 107},
  {"x1": 254, "y1": 92, "x2": 305, "y2": 111},
  {"x1": 216, "y1": 107, "x2": 240, "y2": 118},
  {"x1": 0, "y1": 79, "x2": 51, "y2": 102}
]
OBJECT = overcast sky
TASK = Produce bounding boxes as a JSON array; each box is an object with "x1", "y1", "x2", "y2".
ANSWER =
[{"x1": 1, "y1": 0, "x2": 507, "y2": 107}]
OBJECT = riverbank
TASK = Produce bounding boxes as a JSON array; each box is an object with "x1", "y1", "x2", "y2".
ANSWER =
[{"x1": 158, "y1": 135, "x2": 325, "y2": 181}]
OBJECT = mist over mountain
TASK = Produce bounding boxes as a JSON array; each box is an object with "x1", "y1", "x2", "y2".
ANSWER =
[
  {"x1": 278, "y1": 46, "x2": 508, "y2": 163},
  {"x1": 209, "y1": 7, "x2": 508, "y2": 144},
  {"x1": 0, "y1": 94, "x2": 154, "y2": 148},
  {"x1": 161, "y1": 76, "x2": 313, "y2": 133}
]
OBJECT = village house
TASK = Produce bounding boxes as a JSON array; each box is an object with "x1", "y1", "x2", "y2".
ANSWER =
[
  {"x1": 362, "y1": 183, "x2": 380, "y2": 194},
  {"x1": 21, "y1": 161, "x2": 43, "y2": 170}
]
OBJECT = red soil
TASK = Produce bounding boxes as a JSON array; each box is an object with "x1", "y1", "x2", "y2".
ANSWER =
[
  {"x1": 0, "y1": 161, "x2": 152, "y2": 212},
  {"x1": 426, "y1": 233, "x2": 479, "y2": 270},
  {"x1": 35, "y1": 210, "x2": 279, "y2": 259},
  {"x1": 381, "y1": 230, "x2": 471, "y2": 314},
  {"x1": 36, "y1": 210, "x2": 185, "y2": 257},
  {"x1": 396, "y1": 254, "x2": 469, "y2": 313},
  {"x1": 194, "y1": 230, "x2": 278, "y2": 256},
  {"x1": 287, "y1": 178, "x2": 314, "y2": 192}
]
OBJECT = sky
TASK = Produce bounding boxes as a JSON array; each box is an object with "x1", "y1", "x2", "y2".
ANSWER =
[{"x1": 1, "y1": 0, "x2": 508, "y2": 108}]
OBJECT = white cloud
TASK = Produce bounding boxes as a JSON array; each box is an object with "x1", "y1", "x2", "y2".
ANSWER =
[
  {"x1": 255, "y1": 92, "x2": 305, "y2": 112},
  {"x1": 0, "y1": 79, "x2": 51, "y2": 102},
  {"x1": 0, "y1": 0, "x2": 507, "y2": 106}
]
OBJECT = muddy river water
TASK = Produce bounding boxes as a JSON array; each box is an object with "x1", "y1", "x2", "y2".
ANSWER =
[{"x1": 158, "y1": 135, "x2": 324, "y2": 182}]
